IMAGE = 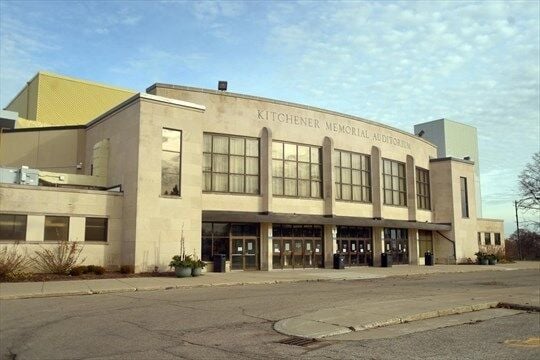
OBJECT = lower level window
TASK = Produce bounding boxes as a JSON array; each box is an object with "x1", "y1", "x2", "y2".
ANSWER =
[
  {"x1": 44, "y1": 216, "x2": 69, "y2": 242},
  {"x1": 85, "y1": 218, "x2": 108, "y2": 242},
  {"x1": 494, "y1": 233, "x2": 501, "y2": 245},
  {"x1": 0, "y1": 214, "x2": 27, "y2": 241}
]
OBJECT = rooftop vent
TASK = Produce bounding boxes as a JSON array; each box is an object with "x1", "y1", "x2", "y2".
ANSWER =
[{"x1": 218, "y1": 81, "x2": 227, "y2": 91}]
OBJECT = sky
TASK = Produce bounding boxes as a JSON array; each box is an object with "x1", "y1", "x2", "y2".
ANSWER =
[{"x1": 0, "y1": 0, "x2": 539, "y2": 235}]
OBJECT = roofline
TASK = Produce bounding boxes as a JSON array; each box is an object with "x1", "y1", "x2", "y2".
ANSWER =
[
  {"x1": 415, "y1": 118, "x2": 477, "y2": 130},
  {"x1": 147, "y1": 83, "x2": 438, "y2": 149},
  {"x1": 3, "y1": 71, "x2": 136, "y2": 111},
  {"x1": 86, "y1": 92, "x2": 205, "y2": 129},
  {"x1": 430, "y1": 157, "x2": 475, "y2": 165},
  {"x1": 4, "y1": 125, "x2": 85, "y2": 133}
]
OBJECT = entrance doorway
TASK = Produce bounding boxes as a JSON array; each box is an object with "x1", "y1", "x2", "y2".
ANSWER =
[
  {"x1": 272, "y1": 224, "x2": 323, "y2": 269},
  {"x1": 231, "y1": 238, "x2": 258, "y2": 270},
  {"x1": 336, "y1": 226, "x2": 373, "y2": 266},
  {"x1": 383, "y1": 228, "x2": 409, "y2": 264}
]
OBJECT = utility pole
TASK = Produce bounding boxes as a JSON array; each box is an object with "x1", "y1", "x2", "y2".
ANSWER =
[{"x1": 514, "y1": 200, "x2": 522, "y2": 260}]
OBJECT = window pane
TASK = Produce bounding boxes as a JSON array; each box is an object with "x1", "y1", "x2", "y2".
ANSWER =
[
  {"x1": 212, "y1": 174, "x2": 228, "y2": 192},
  {"x1": 203, "y1": 173, "x2": 211, "y2": 191},
  {"x1": 342, "y1": 168, "x2": 351, "y2": 184},
  {"x1": 284, "y1": 161, "x2": 297, "y2": 178},
  {"x1": 298, "y1": 163, "x2": 310, "y2": 179},
  {"x1": 284, "y1": 179, "x2": 297, "y2": 196},
  {"x1": 213, "y1": 136, "x2": 229, "y2": 153},
  {"x1": 230, "y1": 155, "x2": 244, "y2": 174},
  {"x1": 384, "y1": 175, "x2": 392, "y2": 189},
  {"x1": 334, "y1": 166, "x2": 341, "y2": 183},
  {"x1": 392, "y1": 161, "x2": 399, "y2": 176},
  {"x1": 230, "y1": 137, "x2": 245, "y2": 155},
  {"x1": 311, "y1": 165, "x2": 321, "y2": 181},
  {"x1": 352, "y1": 186, "x2": 362, "y2": 201},
  {"x1": 362, "y1": 172, "x2": 370, "y2": 187},
  {"x1": 203, "y1": 134, "x2": 212, "y2": 152},
  {"x1": 335, "y1": 183, "x2": 342, "y2": 199},
  {"x1": 246, "y1": 139, "x2": 259, "y2": 156},
  {"x1": 85, "y1": 218, "x2": 107, "y2": 242},
  {"x1": 311, "y1": 181, "x2": 321, "y2": 198},
  {"x1": 342, "y1": 184, "x2": 352, "y2": 200},
  {"x1": 311, "y1": 148, "x2": 320, "y2": 163},
  {"x1": 0, "y1": 214, "x2": 27, "y2": 241},
  {"x1": 333, "y1": 151, "x2": 341, "y2": 166},
  {"x1": 272, "y1": 160, "x2": 283, "y2": 177},
  {"x1": 44, "y1": 216, "x2": 69, "y2": 242},
  {"x1": 246, "y1": 176, "x2": 259, "y2": 193},
  {"x1": 284, "y1": 143, "x2": 297, "y2": 161},
  {"x1": 213, "y1": 154, "x2": 229, "y2": 172},
  {"x1": 298, "y1": 146, "x2": 310, "y2": 162},
  {"x1": 362, "y1": 187, "x2": 371, "y2": 202},
  {"x1": 162, "y1": 173, "x2": 180, "y2": 195},
  {"x1": 272, "y1": 142, "x2": 283, "y2": 159},
  {"x1": 399, "y1": 192, "x2": 406, "y2": 205},
  {"x1": 398, "y1": 164, "x2": 405, "y2": 177},
  {"x1": 203, "y1": 154, "x2": 211, "y2": 172},
  {"x1": 246, "y1": 157, "x2": 258, "y2": 175},
  {"x1": 341, "y1": 152, "x2": 351, "y2": 168},
  {"x1": 383, "y1": 160, "x2": 391, "y2": 173},
  {"x1": 213, "y1": 223, "x2": 229, "y2": 236},
  {"x1": 162, "y1": 129, "x2": 181, "y2": 152},
  {"x1": 362, "y1": 156, "x2": 370, "y2": 171},
  {"x1": 229, "y1": 175, "x2": 244, "y2": 193},
  {"x1": 351, "y1": 153, "x2": 361, "y2": 169},
  {"x1": 352, "y1": 170, "x2": 361, "y2": 185},
  {"x1": 384, "y1": 189, "x2": 392, "y2": 204},
  {"x1": 298, "y1": 180, "x2": 310, "y2": 197},
  {"x1": 273, "y1": 178, "x2": 283, "y2": 195},
  {"x1": 202, "y1": 238, "x2": 213, "y2": 261},
  {"x1": 162, "y1": 152, "x2": 180, "y2": 175}
]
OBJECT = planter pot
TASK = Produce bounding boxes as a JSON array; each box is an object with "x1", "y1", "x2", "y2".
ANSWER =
[
  {"x1": 488, "y1": 258, "x2": 498, "y2": 265},
  {"x1": 192, "y1": 267, "x2": 203, "y2": 277},
  {"x1": 479, "y1": 258, "x2": 489, "y2": 265},
  {"x1": 174, "y1": 266, "x2": 192, "y2": 278}
]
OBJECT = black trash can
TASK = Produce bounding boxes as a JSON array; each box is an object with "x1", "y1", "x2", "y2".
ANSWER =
[
  {"x1": 381, "y1": 253, "x2": 393, "y2": 267},
  {"x1": 213, "y1": 254, "x2": 226, "y2": 272},
  {"x1": 425, "y1": 252, "x2": 434, "y2": 266},
  {"x1": 333, "y1": 253, "x2": 345, "y2": 269}
]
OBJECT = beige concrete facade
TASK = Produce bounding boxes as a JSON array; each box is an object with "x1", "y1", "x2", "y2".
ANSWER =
[{"x1": 0, "y1": 84, "x2": 505, "y2": 272}]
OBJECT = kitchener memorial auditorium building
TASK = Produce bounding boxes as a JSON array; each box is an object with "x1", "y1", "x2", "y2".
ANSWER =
[{"x1": 0, "y1": 72, "x2": 504, "y2": 272}]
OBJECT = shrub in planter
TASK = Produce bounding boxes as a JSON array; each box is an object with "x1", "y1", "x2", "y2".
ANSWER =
[
  {"x1": 191, "y1": 259, "x2": 206, "y2": 277},
  {"x1": 169, "y1": 255, "x2": 193, "y2": 278},
  {"x1": 475, "y1": 251, "x2": 489, "y2": 265}
]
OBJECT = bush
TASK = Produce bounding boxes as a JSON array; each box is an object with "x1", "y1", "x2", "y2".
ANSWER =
[
  {"x1": 120, "y1": 265, "x2": 134, "y2": 274},
  {"x1": 91, "y1": 265, "x2": 106, "y2": 275},
  {"x1": 33, "y1": 241, "x2": 85, "y2": 275},
  {"x1": 69, "y1": 266, "x2": 88, "y2": 276},
  {"x1": 0, "y1": 244, "x2": 31, "y2": 281}
]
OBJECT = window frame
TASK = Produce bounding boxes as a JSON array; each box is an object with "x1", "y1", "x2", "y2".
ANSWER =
[
  {"x1": 272, "y1": 140, "x2": 322, "y2": 199},
  {"x1": 334, "y1": 149, "x2": 371, "y2": 203},
  {"x1": 416, "y1": 167, "x2": 431, "y2": 210},
  {"x1": 484, "y1": 232, "x2": 491, "y2": 245},
  {"x1": 0, "y1": 214, "x2": 27, "y2": 241},
  {"x1": 382, "y1": 158, "x2": 407, "y2": 206},
  {"x1": 494, "y1": 233, "x2": 501, "y2": 245},
  {"x1": 460, "y1": 176, "x2": 469, "y2": 218},
  {"x1": 44, "y1": 216, "x2": 70, "y2": 242},
  {"x1": 161, "y1": 128, "x2": 182, "y2": 197},
  {"x1": 84, "y1": 217, "x2": 108, "y2": 242},
  {"x1": 203, "y1": 133, "x2": 260, "y2": 195}
]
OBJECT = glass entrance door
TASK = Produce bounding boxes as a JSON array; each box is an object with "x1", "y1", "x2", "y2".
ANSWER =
[
  {"x1": 383, "y1": 228, "x2": 409, "y2": 265},
  {"x1": 231, "y1": 237, "x2": 259, "y2": 270},
  {"x1": 272, "y1": 224, "x2": 323, "y2": 269},
  {"x1": 336, "y1": 226, "x2": 373, "y2": 266}
]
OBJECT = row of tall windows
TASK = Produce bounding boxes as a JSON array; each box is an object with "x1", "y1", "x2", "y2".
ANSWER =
[
  {"x1": 160, "y1": 129, "x2": 432, "y2": 208},
  {"x1": 478, "y1": 232, "x2": 502, "y2": 246},
  {"x1": 0, "y1": 214, "x2": 108, "y2": 242}
]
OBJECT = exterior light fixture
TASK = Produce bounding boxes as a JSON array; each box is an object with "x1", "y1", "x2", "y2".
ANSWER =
[
  {"x1": 218, "y1": 81, "x2": 227, "y2": 91},
  {"x1": 417, "y1": 130, "x2": 425, "y2": 137}
]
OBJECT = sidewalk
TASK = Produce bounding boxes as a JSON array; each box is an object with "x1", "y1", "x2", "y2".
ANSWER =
[{"x1": 1, "y1": 261, "x2": 537, "y2": 300}]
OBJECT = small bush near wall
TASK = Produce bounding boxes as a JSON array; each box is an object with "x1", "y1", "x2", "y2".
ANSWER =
[
  {"x1": 33, "y1": 241, "x2": 85, "y2": 275},
  {"x1": 0, "y1": 243, "x2": 32, "y2": 281},
  {"x1": 120, "y1": 265, "x2": 134, "y2": 274}
]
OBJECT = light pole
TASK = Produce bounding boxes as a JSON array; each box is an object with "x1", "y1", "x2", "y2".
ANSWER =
[{"x1": 514, "y1": 200, "x2": 522, "y2": 260}]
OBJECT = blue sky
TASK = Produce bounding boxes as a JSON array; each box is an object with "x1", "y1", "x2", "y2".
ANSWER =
[{"x1": 0, "y1": 0, "x2": 539, "y2": 234}]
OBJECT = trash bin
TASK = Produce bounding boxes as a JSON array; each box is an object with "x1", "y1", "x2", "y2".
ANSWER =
[
  {"x1": 333, "y1": 253, "x2": 345, "y2": 269},
  {"x1": 213, "y1": 254, "x2": 226, "y2": 272},
  {"x1": 425, "y1": 252, "x2": 434, "y2": 266},
  {"x1": 381, "y1": 253, "x2": 393, "y2": 267}
]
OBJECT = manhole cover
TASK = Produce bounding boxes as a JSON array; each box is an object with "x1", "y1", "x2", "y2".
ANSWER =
[{"x1": 277, "y1": 336, "x2": 319, "y2": 347}]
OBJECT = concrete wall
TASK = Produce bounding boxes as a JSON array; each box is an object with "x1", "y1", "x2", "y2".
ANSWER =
[
  {"x1": 0, "y1": 183, "x2": 123, "y2": 270},
  {"x1": 0, "y1": 128, "x2": 86, "y2": 174}
]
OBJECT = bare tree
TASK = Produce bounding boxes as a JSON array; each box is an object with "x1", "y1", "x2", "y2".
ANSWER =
[{"x1": 518, "y1": 152, "x2": 540, "y2": 229}]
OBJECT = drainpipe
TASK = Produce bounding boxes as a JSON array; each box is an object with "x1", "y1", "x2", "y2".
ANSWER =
[{"x1": 436, "y1": 231, "x2": 457, "y2": 263}]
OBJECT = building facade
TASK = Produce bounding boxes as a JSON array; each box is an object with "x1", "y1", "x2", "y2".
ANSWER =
[{"x1": 0, "y1": 75, "x2": 504, "y2": 272}]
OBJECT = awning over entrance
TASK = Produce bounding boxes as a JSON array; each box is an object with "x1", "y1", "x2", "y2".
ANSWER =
[{"x1": 202, "y1": 211, "x2": 452, "y2": 231}]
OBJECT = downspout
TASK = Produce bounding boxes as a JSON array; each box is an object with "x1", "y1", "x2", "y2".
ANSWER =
[{"x1": 436, "y1": 231, "x2": 457, "y2": 263}]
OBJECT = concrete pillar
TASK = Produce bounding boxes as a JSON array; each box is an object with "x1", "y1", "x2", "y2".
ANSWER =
[
  {"x1": 26, "y1": 215, "x2": 45, "y2": 242},
  {"x1": 69, "y1": 217, "x2": 85, "y2": 242},
  {"x1": 323, "y1": 136, "x2": 335, "y2": 216},
  {"x1": 409, "y1": 228, "x2": 419, "y2": 265},
  {"x1": 371, "y1": 146, "x2": 382, "y2": 219},
  {"x1": 260, "y1": 223, "x2": 273, "y2": 271},
  {"x1": 372, "y1": 227, "x2": 383, "y2": 266},
  {"x1": 323, "y1": 224, "x2": 336, "y2": 268},
  {"x1": 261, "y1": 127, "x2": 272, "y2": 214},
  {"x1": 406, "y1": 155, "x2": 416, "y2": 221}
]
